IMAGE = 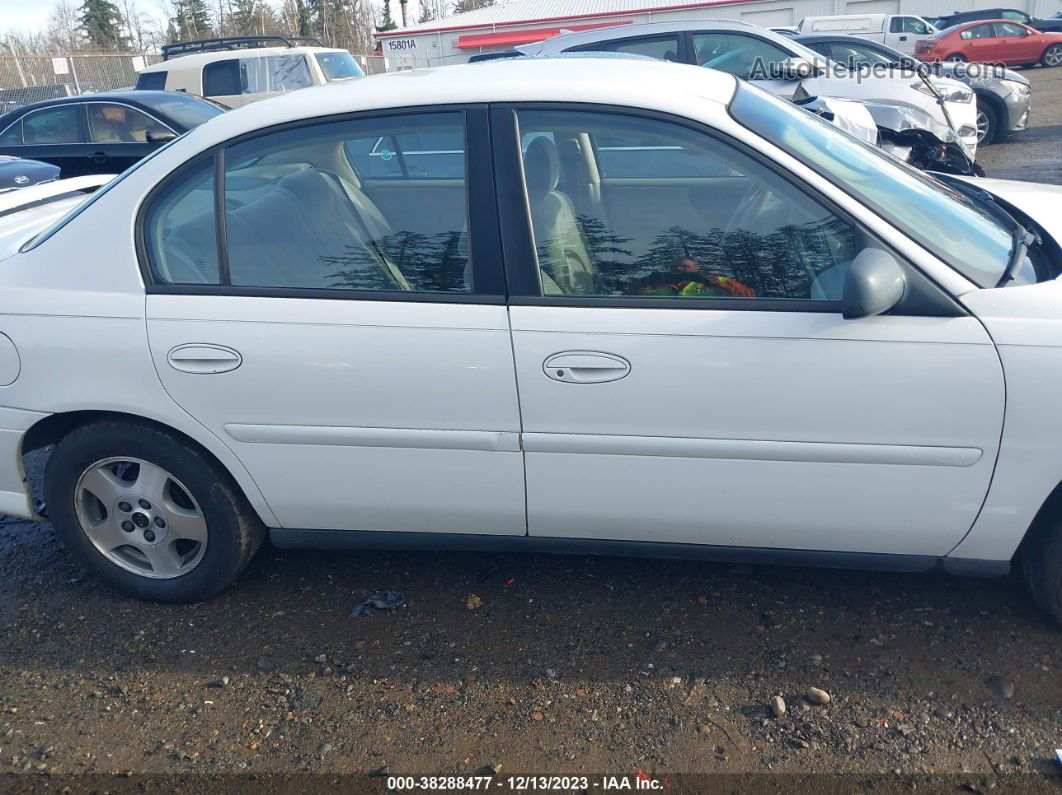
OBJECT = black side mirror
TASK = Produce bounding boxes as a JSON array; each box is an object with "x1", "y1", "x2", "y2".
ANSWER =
[
  {"x1": 842, "y1": 248, "x2": 906, "y2": 319},
  {"x1": 146, "y1": 129, "x2": 178, "y2": 144}
]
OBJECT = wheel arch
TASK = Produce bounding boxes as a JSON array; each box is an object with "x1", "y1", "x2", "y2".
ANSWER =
[
  {"x1": 1016, "y1": 476, "x2": 1062, "y2": 559},
  {"x1": 22, "y1": 409, "x2": 279, "y2": 527}
]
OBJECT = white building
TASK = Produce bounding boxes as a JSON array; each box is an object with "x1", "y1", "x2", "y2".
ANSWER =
[{"x1": 375, "y1": 0, "x2": 1062, "y2": 69}]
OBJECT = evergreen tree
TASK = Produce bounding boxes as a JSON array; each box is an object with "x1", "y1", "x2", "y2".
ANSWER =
[
  {"x1": 232, "y1": 0, "x2": 258, "y2": 34},
  {"x1": 377, "y1": 0, "x2": 398, "y2": 32},
  {"x1": 171, "y1": 0, "x2": 213, "y2": 41},
  {"x1": 79, "y1": 0, "x2": 127, "y2": 50},
  {"x1": 294, "y1": 0, "x2": 312, "y2": 36}
]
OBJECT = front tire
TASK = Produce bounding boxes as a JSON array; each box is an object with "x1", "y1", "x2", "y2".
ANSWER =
[
  {"x1": 975, "y1": 100, "x2": 999, "y2": 145},
  {"x1": 945, "y1": 53, "x2": 967, "y2": 62},
  {"x1": 1020, "y1": 511, "x2": 1062, "y2": 627},
  {"x1": 44, "y1": 419, "x2": 265, "y2": 602},
  {"x1": 1041, "y1": 44, "x2": 1062, "y2": 68}
]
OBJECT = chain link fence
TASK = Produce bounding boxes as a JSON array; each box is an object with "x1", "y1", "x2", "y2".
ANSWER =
[
  {"x1": 0, "y1": 54, "x2": 162, "y2": 112},
  {"x1": 2, "y1": 51, "x2": 388, "y2": 112}
]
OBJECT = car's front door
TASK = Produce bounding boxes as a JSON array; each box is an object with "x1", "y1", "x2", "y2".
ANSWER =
[
  {"x1": 993, "y1": 22, "x2": 1041, "y2": 64},
  {"x1": 142, "y1": 107, "x2": 526, "y2": 535},
  {"x1": 85, "y1": 102, "x2": 172, "y2": 173},
  {"x1": 494, "y1": 105, "x2": 1005, "y2": 557}
]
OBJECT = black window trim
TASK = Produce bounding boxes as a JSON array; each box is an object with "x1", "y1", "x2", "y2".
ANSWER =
[
  {"x1": 135, "y1": 103, "x2": 507, "y2": 304},
  {"x1": 490, "y1": 101, "x2": 964, "y2": 317}
]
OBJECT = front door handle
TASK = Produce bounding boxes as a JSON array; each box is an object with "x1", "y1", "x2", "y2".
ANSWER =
[
  {"x1": 543, "y1": 351, "x2": 630, "y2": 384},
  {"x1": 89, "y1": 151, "x2": 108, "y2": 164},
  {"x1": 167, "y1": 344, "x2": 242, "y2": 374}
]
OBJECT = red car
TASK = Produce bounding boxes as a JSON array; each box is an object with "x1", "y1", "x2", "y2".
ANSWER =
[{"x1": 917, "y1": 19, "x2": 1062, "y2": 67}]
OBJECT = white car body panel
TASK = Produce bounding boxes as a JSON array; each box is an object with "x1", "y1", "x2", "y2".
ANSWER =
[
  {"x1": 146, "y1": 295, "x2": 526, "y2": 533},
  {"x1": 2, "y1": 58, "x2": 1060, "y2": 572},
  {"x1": 511, "y1": 306, "x2": 1002, "y2": 555},
  {"x1": 0, "y1": 175, "x2": 115, "y2": 261}
]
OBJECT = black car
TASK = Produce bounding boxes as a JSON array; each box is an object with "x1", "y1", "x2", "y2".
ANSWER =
[
  {"x1": 932, "y1": 8, "x2": 1062, "y2": 34},
  {"x1": 0, "y1": 155, "x2": 60, "y2": 190},
  {"x1": 0, "y1": 91, "x2": 225, "y2": 178},
  {"x1": 794, "y1": 34, "x2": 1032, "y2": 145}
]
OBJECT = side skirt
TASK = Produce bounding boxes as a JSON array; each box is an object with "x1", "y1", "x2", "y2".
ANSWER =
[{"x1": 269, "y1": 529, "x2": 1010, "y2": 578}]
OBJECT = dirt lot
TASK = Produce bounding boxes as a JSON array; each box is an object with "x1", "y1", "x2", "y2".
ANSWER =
[{"x1": 2, "y1": 68, "x2": 1062, "y2": 795}]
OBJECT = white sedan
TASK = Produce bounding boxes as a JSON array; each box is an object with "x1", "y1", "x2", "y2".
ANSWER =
[{"x1": 1, "y1": 59, "x2": 1060, "y2": 625}]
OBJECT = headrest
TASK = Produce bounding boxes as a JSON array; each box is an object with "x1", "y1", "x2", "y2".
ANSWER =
[{"x1": 523, "y1": 136, "x2": 560, "y2": 201}]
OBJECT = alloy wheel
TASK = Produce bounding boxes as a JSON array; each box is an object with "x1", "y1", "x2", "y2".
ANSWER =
[
  {"x1": 1046, "y1": 45, "x2": 1062, "y2": 67},
  {"x1": 74, "y1": 457, "x2": 208, "y2": 579}
]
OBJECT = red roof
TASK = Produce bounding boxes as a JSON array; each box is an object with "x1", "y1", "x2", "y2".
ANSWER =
[{"x1": 457, "y1": 20, "x2": 631, "y2": 49}]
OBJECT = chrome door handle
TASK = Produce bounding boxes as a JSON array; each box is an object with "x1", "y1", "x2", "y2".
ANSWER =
[
  {"x1": 543, "y1": 351, "x2": 631, "y2": 384},
  {"x1": 167, "y1": 344, "x2": 242, "y2": 374}
]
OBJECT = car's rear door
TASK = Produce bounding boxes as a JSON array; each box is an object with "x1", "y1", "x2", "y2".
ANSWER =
[
  {"x1": 493, "y1": 103, "x2": 1004, "y2": 557},
  {"x1": 142, "y1": 106, "x2": 526, "y2": 535},
  {"x1": 6, "y1": 104, "x2": 88, "y2": 177},
  {"x1": 993, "y1": 22, "x2": 1041, "y2": 63}
]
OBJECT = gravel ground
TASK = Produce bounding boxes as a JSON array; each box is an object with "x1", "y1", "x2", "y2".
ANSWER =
[{"x1": 2, "y1": 68, "x2": 1062, "y2": 795}]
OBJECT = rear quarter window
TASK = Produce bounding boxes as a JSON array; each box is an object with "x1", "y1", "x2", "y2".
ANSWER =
[{"x1": 135, "y1": 71, "x2": 168, "y2": 90}]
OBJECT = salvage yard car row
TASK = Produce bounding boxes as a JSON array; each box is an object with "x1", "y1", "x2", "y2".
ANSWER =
[{"x1": 0, "y1": 23, "x2": 1061, "y2": 631}]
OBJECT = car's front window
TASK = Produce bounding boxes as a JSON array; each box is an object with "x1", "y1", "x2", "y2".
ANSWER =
[
  {"x1": 730, "y1": 82, "x2": 1013, "y2": 287},
  {"x1": 314, "y1": 51, "x2": 365, "y2": 81}
]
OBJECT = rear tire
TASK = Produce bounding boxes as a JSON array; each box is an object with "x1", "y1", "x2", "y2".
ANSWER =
[
  {"x1": 1020, "y1": 512, "x2": 1062, "y2": 627},
  {"x1": 44, "y1": 419, "x2": 265, "y2": 602},
  {"x1": 1041, "y1": 44, "x2": 1062, "y2": 68}
]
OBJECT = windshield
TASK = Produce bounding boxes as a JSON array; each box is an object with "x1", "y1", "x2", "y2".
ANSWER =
[
  {"x1": 136, "y1": 93, "x2": 224, "y2": 129},
  {"x1": 730, "y1": 82, "x2": 1012, "y2": 287},
  {"x1": 315, "y1": 51, "x2": 364, "y2": 81}
]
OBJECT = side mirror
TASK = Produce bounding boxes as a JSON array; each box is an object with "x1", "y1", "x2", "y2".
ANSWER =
[
  {"x1": 842, "y1": 248, "x2": 906, "y2": 319},
  {"x1": 146, "y1": 129, "x2": 178, "y2": 144},
  {"x1": 777, "y1": 56, "x2": 821, "y2": 80}
]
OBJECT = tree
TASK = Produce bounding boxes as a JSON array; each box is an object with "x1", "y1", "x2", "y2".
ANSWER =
[
  {"x1": 377, "y1": 0, "x2": 398, "y2": 32},
  {"x1": 79, "y1": 0, "x2": 127, "y2": 50},
  {"x1": 171, "y1": 0, "x2": 213, "y2": 40},
  {"x1": 452, "y1": 0, "x2": 493, "y2": 14}
]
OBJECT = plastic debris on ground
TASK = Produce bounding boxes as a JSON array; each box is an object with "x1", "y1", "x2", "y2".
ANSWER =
[{"x1": 351, "y1": 590, "x2": 405, "y2": 616}]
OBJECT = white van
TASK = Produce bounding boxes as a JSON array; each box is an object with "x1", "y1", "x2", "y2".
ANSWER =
[
  {"x1": 135, "y1": 35, "x2": 364, "y2": 108},
  {"x1": 798, "y1": 14, "x2": 937, "y2": 55}
]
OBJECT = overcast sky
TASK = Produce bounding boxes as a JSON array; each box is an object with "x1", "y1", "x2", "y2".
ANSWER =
[{"x1": 2, "y1": 0, "x2": 189, "y2": 37}]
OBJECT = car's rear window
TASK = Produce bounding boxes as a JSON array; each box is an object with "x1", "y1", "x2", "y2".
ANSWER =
[
  {"x1": 135, "y1": 71, "x2": 167, "y2": 90},
  {"x1": 135, "y1": 93, "x2": 224, "y2": 129}
]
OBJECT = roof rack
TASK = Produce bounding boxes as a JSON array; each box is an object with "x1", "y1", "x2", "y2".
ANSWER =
[{"x1": 162, "y1": 35, "x2": 326, "y2": 60}]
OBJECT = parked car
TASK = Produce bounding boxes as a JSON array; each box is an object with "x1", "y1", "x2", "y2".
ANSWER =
[
  {"x1": 135, "y1": 35, "x2": 364, "y2": 108},
  {"x1": 797, "y1": 13, "x2": 938, "y2": 55},
  {"x1": 917, "y1": 20, "x2": 1062, "y2": 68},
  {"x1": 3, "y1": 59, "x2": 1062, "y2": 625},
  {"x1": 517, "y1": 20, "x2": 980, "y2": 154},
  {"x1": 933, "y1": 8, "x2": 1062, "y2": 34},
  {"x1": 0, "y1": 91, "x2": 225, "y2": 178},
  {"x1": 795, "y1": 34, "x2": 1031, "y2": 144},
  {"x1": 0, "y1": 155, "x2": 59, "y2": 191}
]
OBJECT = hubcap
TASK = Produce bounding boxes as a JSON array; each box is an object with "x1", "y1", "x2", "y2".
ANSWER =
[
  {"x1": 74, "y1": 457, "x2": 207, "y2": 579},
  {"x1": 976, "y1": 109, "x2": 990, "y2": 143},
  {"x1": 1047, "y1": 47, "x2": 1062, "y2": 67}
]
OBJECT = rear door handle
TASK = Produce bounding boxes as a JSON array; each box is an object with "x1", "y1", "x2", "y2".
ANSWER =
[
  {"x1": 167, "y1": 344, "x2": 242, "y2": 374},
  {"x1": 89, "y1": 151, "x2": 108, "y2": 163},
  {"x1": 543, "y1": 351, "x2": 630, "y2": 384}
]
